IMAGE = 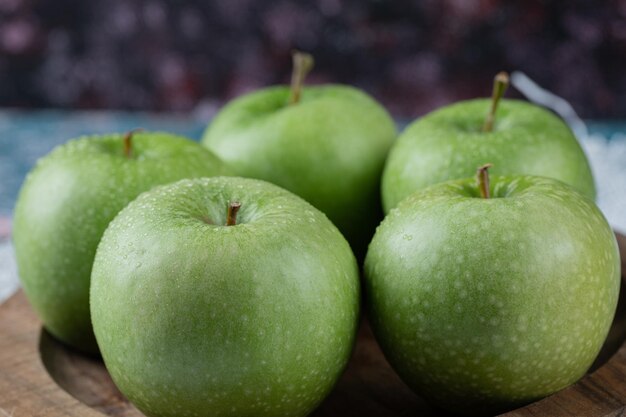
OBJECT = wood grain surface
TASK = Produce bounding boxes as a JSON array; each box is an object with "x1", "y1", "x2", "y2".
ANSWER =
[{"x1": 1, "y1": 234, "x2": 625, "y2": 417}]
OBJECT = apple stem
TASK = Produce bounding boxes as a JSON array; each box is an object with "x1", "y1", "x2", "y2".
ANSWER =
[
  {"x1": 482, "y1": 72, "x2": 509, "y2": 133},
  {"x1": 122, "y1": 128, "x2": 143, "y2": 158},
  {"x1": 226, "y1": 201, "x2": 241, "y2": 226},
  {"x1": 288, "y1": 51, "x2": 314, "y2": 105},
  {"x1": 123, "y1": 132, "x2": 133, "y2": 158},
  {"x1": 476, "y1": 163, "x2": 493, "y2": 199}
]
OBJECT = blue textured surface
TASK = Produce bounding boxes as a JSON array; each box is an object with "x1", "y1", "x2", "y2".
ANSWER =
[
  {"x1": 586, "y1": 121, "x2": 626, "y2": 139},
  {"x1": 0, "y1": 111, "x2": 625, "y2": 219}
]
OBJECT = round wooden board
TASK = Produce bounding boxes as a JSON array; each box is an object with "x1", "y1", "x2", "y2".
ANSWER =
[{"x1": 1, "y1": 234, "x2": 626, "y2": 417}]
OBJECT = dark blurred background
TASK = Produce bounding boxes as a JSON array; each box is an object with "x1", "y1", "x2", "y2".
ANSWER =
[{"x1": 0, "y1": 0, "x2": 625, "y2": 118}]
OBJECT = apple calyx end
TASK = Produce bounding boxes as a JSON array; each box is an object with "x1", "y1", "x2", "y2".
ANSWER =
[
  {"x1": 482, "y1": 71, "x2": 509, "y2": 133},
  {"x1": 289, "y1": 50, "x2": 314, "y2": 105},
  {"x1": 226, "y1": 201, "x2": 242, "y2": 226},
  {"x1": 476, "y1": 163, "x2": 493, "y2": 199}
]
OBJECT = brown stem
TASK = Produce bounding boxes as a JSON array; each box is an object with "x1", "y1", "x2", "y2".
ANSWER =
[
  {"x1": 482, "y1": 72, "x2": 509, "y2": 132},
  {"x1": 476, "y1": 163, "x2": 493, "y2": 199},
  {"x1": 122, "y1": 128, "x2": 144, "y2": 158},
  {"x1": 288, "y1": 51, "x2": 314, "y2": 105},
  {"x1": 123, "y1": 132, "x2": 132, "y2": 158},
  {"x1": 226, "y1": 202, "x2": 241, "y2": 226}
]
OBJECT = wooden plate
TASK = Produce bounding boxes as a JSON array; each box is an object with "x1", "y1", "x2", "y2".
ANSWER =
[{"x1": 1, "y1": 234, "x2": 626, "y2": 417}]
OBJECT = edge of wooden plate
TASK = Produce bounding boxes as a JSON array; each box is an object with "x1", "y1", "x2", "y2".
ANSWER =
[{"x1": 0, "y1": 234, "x2": 625, "y2": 417}]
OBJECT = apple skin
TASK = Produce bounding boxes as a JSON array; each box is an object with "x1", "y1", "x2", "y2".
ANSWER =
[
  {"x1": 13, "y1": 132, "x2": 230, "y2": 353},
  {"x1": 90, "y1": 176, "x2": 360, "y2": 417},
  {"x1": 381, "y1": 99, "x2": 596, "y2": 213},
  {"x1": 365, "y1": 175, "x2": 620, "y2": 415},
  {"x1": 201, "y1": 85, "x2": 396, "y2": 259}
]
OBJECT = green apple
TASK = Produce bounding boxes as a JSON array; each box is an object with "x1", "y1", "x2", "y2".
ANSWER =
[
  {"x1": 202, "y1": 52, "x2": 396, "y2": 259},
  {"x1": 365, "y1": 167, "x2": 620, "y2": 415},
  {"x1": 90, "y1": 176, "x2": 360, "y2": 417},
  {"x1": 13, "y1": 132, "x2": 229, "y2": 353},
  {"x1": 381, "y1": 72, "x2": 595, "y2": 212}
]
